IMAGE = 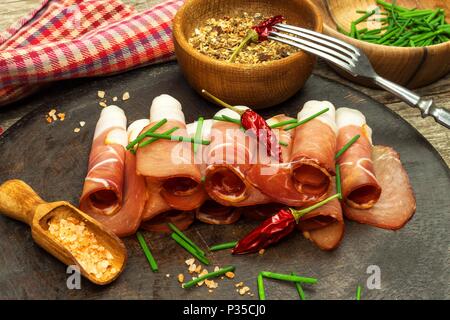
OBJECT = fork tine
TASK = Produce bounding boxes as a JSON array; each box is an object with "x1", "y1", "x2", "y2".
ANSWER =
[
  {"x1": 267, "y1": 34, "x2": 354, "y2": 73},
  {"x1": 270, "y1": 31, "x2": 355, "y2": 67},
  {"x1": 274, "y1": 24, "x2": 361, "y2": 56},
  {"x1": 273, "y1": 24, "x2": 358, "y2": 61}
]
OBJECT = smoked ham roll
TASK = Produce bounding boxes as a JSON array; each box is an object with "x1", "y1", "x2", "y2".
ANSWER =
[
  {"x1": 136, "y1": 94, "x2": 207, "y2": 211},
  {"x1": 204, "y1": 108, "x2": 272, "y2": 207},
  {"x1": 343, "y1": 146, "x2": 416, "y2": 230},
  {"x1": 297, "y1": 182, "x2": 345, "y2": 251},
  {"x1": 86, "y1": 120, "x2": 148, "y2": 237},
  {"x1": 290, "y1": 101, "x2": 337, "y2": 201},
  {"x1": 336, "y1": 108, "x2": 381, "y2": 209},
  {"x1": 80, "y1": 105, "x2": 127, "y2": 216}
]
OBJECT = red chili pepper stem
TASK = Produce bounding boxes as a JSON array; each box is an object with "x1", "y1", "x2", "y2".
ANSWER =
[
  {"x1": 201, "y1": 89, "x2": 246, "y2": 115},
  {"x1": 228, "y1": 29, "x2": 259, "y2": 63},
  {"x1": 289, "y1": 193, "x2": 341, "y2": 223}
]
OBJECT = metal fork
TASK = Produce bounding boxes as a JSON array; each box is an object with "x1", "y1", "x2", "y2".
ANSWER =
[{"x1": 269, "y1": 24, "x2": 450, "y2": 129}]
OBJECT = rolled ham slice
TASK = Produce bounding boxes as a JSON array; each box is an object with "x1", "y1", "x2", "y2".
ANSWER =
[
  {"x1": 195, "y1": 200, "x2": 241, "y2": 225},
  {"x1": 343, "y1": 145, "x2": 416, "y2": 230},
  {"x1": 140, "y1": 210, "x2": 195, "y2": 233},
  {"x1": 204, "y1": 108, "x2": 272, "y2": 207},
  {"x1": 290, "y1": 101, "x2": 336, "y2": 201},
  {"x1": 297, "y1": 183, "x2": 345, "y2": 251},
  {"x1": 136, "y1": 94, "x2": 207, "y2": 211},
  {"x1": 80, "y1": 105, "x2": 127, "y2": 216},
  {"x1": 246, "y1": 113, "x2": 327, "y2": 206},
  {"x1": 336, "y1": 108, "x2": 381, "y2": 209},
  {"x1": 85, "y1": 120, "x2": 149, "y2": 237}
]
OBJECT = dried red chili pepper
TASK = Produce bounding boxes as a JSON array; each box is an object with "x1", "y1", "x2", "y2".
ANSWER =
[
  {"x1": 252, "y1": 15, "x2": 285, "y2": 41},
  {"x1": 228, "y1": 15, "x2": 285, "y2": 62},
  {"x1": 232, "y1": 194, "x2": 341, "y2": 254},
  {"x1": 202, "y1": 90, "x2": 283, "y2": 162},
  {"x1": 0, "y1": 127, "x2": 3, "y2": 136}
]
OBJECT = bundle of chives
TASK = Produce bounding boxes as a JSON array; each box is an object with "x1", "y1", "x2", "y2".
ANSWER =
[
  {"x1": 145, "y1": 132, "x2": 211, "y2": 145},
  {"x1": 338, "y1": 0, "x2": 450, "y2": 47},
  {"x1": 136, "y1": 232, "x2": 158, "y2": 272}
]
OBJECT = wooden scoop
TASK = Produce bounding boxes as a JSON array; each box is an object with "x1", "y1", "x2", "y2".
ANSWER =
[{"x1": 0, "y1": 179, "x2": 127, "y2": 285}]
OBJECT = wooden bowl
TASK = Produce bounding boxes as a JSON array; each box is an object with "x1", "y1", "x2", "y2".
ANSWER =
[
  {"x1": 314, "y1": 0, "x2": 450, "y2": 88},
  {"x1": 173, "y1": 0, "x2": 323, "y2": 109}
]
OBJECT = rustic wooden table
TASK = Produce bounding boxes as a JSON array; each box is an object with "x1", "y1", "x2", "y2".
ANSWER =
[{"x1": 1, "y1": 0, "x2": 449, "y2": 167}]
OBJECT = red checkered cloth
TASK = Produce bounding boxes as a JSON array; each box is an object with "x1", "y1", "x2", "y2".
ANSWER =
[{"x1": 0, "y1": 0, "x2": 184, "y2": 106}]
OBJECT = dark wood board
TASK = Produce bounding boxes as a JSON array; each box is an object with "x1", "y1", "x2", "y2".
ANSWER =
[{"x1": 0, "y1": 62, "x2": 449, "y2": 300}]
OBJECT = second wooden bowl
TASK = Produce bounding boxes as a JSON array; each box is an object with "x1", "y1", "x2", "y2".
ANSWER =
[
  {"x1": 173, "y1": 0, "x2": 323, "y2": 109},
  {"x1": 314, "y1": 0, "x2": 450, "y2": 88}
]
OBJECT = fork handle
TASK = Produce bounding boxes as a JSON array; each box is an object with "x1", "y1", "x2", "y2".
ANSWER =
[{"x1": 374, "y1": 76, "x2": 450, "y2": 129}]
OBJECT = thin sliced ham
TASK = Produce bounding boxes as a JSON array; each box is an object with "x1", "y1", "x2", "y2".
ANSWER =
[
  {"x1": 246, "y1": 113, "x2": 328, "y2": 206},
  {"x1": 336, "y1": 108, "x2": 381, "y2": 209},
  {"x1": 297, "y1": 183, "x2": 345, "y2": 251},
  {"x1": 290, "y1": 101, "x2": 337, "y2": 200},
  {"x1": 343, "y1": 145, "x2": 416, "y2": 230},
  {"x1": 140, "y1": 210, "x2": 195, "y2": 233},
  {"x1": 80, "y1": 105, "x2": 127, "y2": 216},
  {"x1": 196, "y1": 200, "x2": 241, "y2": 225},
  {"x1": 136, "y1": 94, "x2": 206, "y2": 211},
  {"x1": 204, "y1": 108, "x2": 272, "y2": 206}
]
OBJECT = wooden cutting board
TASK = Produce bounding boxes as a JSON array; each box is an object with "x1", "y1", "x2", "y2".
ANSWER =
[{"x1": 0, "y1": 62, "x2": 448, "y2": 299}]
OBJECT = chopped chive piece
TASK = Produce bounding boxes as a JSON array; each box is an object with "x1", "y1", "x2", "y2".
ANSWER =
[
  {"x1": 138, "y1": 126, "x2": 179, "y2": 148},
  {"x1": 292, "y1": 272, "x2": 307, "y2": 300},
  {"x1": 183, "y1": 266, "x2": 235, "y2": 288},
  {"x1": 201, "y1": 176, "x2": 206, "y2": 183},
  {"x1": 136, "y1": 232, "x2": 158, "y2": 272},
  {"x1": 354, "y1": 10, "x2": 377, "y2": 25},
  {"x1": 168, "y1": 222, "x2": 205, "y2": 256},
  {"x1": 126, "y1": 118, "x2": 167, "y2": 150},
  {"x1": 193, "y1": 117, "x2": 204, "y2": 154},
  {"x1": 356, "y1": 285, "x2": 362, "y2": 300},
  {"x1": 284, "y1": 108, "x2": 329, "y2": 131},
  {"x1": 335, "y1": 134, "x2": 360, "y2": 159},
  {"x1": 260, "y1": 271, "x2": 318, "y2": 284},
  {"x1": 171, "y1": 233, "x2": 210, "y2": 265},
  {"x1": 213, "y1": 115, "x2": 241, "y2": 125},
  {"x1": 336, "y1": 164, "x2": 342, "y2": 200},
  {"x1": 279, "y1": 141, "x2": 288, "y2": 147},
  {"x1": 209, "y1": 241, "x2": 237, "y2": 252},
  {"x1": 291, "y1": 194, "x2": 341, "y2": 221},
  {"x1": 269, "y1": 118, "x2": 298, "y2": 129},
  {"x1": 257, "y1": 273, "x2": 266, "y2": 300},
  {"x1": 145, "y1": 132, "x2": 211, "y2": 145}
]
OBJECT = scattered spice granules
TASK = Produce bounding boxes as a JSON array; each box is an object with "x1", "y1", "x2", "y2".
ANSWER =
[
  {"x1": 188, "y1": 12, "x2": 297, "y2": 64},
  {"x1": 45, "y1": 108, "x2": 65, "y2": 124},
  {"x1": 47, "y1": 216, "x2": 116, "y2": 280}
]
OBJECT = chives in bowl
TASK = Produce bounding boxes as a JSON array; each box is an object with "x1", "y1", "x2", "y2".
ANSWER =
[{"x1": 338, "y1": 0, "x2": 450, "y2": 47}]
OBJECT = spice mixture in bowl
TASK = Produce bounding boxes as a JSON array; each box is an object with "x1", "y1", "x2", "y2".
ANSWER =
[{"x1": 188, "y1": 12, "x2": 298, "y2": 64}]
